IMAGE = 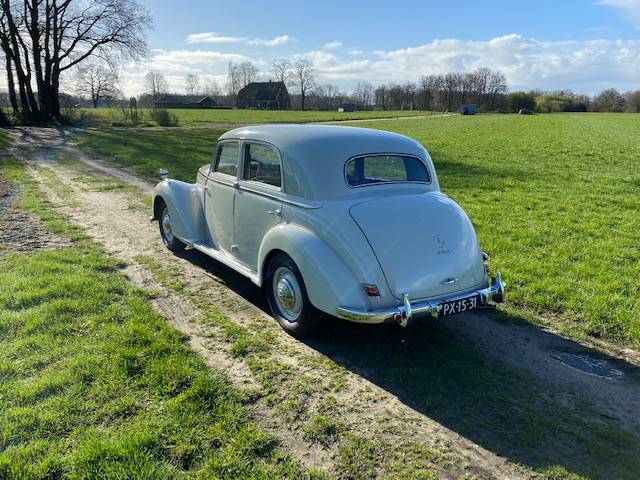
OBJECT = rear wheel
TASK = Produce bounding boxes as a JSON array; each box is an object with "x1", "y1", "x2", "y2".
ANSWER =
[
  {"x1": 265, "y1": 253, "x2": 322, "y2": 336},
  {"x1": 159, "y1": 205, "x2": 185, "y2": 252}
]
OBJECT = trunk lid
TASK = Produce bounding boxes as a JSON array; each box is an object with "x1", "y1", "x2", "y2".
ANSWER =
[{"x1": 349, "y1": 192, "x2": 485, "y2": 300}]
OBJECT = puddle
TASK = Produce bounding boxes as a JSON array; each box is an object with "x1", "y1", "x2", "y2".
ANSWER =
[{"x1": 551, "y1": 352, "x2": 624, "y2": 379}]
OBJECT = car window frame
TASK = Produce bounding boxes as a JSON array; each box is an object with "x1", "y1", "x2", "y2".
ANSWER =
[
  {"x1": 239, "y1": 140, "x2": 284, "y2": 192},
  {"x1": 212, "y1": 140, "x2": 241, "y2": 178},
  {"x1": 344, "y1": 153, "x2": 432, "y2": 188}
]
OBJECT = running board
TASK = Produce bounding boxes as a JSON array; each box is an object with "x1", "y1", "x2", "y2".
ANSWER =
[{"x1": 190, "y1": 242, "x2": 261, "y2": 286}]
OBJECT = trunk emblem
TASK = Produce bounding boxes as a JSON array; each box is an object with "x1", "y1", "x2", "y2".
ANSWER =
[
  {"x1": 433, "y1": 234, "x2": 451, "y2": 255},
  {"x1": 442, "y1": 278, "x2": 458, "y2": 285}
]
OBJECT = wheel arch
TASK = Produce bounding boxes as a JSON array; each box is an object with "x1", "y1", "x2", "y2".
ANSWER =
[
  {"x1": 258, "y1": 224, "x2": 369, "y2": 315},
  {"x1": 152, "y1": 179, "x2": 208, "y2": 245},
  {"x1": 153, "y1": 195, "x2": 166, "y2": 220}
]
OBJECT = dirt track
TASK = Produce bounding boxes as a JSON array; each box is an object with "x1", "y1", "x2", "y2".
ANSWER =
[{"x1": 5, "y1": 126, "x2": 640, "y2": 479}]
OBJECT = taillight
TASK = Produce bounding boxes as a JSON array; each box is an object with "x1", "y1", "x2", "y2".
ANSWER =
[{"x1": 363, "y1": 284, "x2": 380, "y2": 297}]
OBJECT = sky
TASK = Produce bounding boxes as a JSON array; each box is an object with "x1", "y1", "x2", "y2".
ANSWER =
[{"x1": 119, "y1": 0, "x2": 640, "y2": 96}]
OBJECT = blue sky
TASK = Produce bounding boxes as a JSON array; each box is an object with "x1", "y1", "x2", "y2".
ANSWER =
[{"x1": 121, "y1": 0, "x2": 640, "y2": 95}]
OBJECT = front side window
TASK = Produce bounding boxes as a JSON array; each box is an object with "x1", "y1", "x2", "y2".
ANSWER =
[
  {"x1": 243, "y1": 143, "x2": 282, "y2": 188},
  {"x1": 345, "y1": 155, "x2": 430, "y2": 187},
  {"x1": 215, "y1": 142, "x2": 240, "y2": 176}
]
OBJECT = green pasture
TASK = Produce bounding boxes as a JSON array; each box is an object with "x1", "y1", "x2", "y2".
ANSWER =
[
  {"x1": 80, "y1": 107, "x2": 433, "y2": 127},
  {"x1": 76, "y1": 113, "x2": 640, "y2": 347}
]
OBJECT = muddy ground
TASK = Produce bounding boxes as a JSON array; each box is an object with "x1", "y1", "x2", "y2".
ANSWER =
[{"x1": 3, "y1": 127, "x2": 640, "y2": 479}]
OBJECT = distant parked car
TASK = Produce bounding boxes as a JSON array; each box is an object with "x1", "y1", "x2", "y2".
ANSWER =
[{"x1": 151, "y1": 125, "x2": 505, "y2": 335}]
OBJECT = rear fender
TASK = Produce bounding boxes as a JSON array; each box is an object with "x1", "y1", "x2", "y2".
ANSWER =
[
  {"x1": 153, "y1": 179, "x2": 208, "y2": 244},
  {"x1": 258, "y1": 224, "x2": 369, "y2": 315}
]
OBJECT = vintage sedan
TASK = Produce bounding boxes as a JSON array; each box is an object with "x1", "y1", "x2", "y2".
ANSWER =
[{"x1": 151, "y1": 125, "x2": 505, "y2": 335}]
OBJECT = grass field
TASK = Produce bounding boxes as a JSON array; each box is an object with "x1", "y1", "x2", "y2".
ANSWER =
[
  {"x1": 76, "y1": 113, "x2": 640, "y2": 348},
  {"x1": 79, "y1": 107, "x2": 433, "y2": 126},
  {"x1": 0, "y1": 160, "x2": 312, "y2": 478}
]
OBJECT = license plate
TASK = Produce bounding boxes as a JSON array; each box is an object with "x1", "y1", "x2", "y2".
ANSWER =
[{"x1": 438, "y1": 295, "x2": 480, "y2": 317}]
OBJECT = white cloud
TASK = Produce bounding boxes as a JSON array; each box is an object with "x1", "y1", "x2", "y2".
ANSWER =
[
  {"x1": 119, "y1": 49, "x2": 259, "y2": 95},
  {"x1": 120, "y1": 34, "x2": 640, "y2": 96},
  {"x1": 348, "y1": 49, "x2": 364, "y2": 55},
  {"x1": 248, "y1": 35, "x2": 290, "y2": 46},
  {"x1": 298, "y1": 35, "x2": 640, "y2": 93},
  {"x1": 186, "y1": 32, "x2": 290, "y2": 47},
  {"x1": 323, "y1": 41, "x2": 342, "y2": 49},
  {"x1": 185, "y1": 32, "x2": 247, "y2": 44},
  {"x1": 148, "y1": 49, "x2": 254, "y2": 70},
  {"x1": 597, "y1": 0, "x2": 640, "y2": 24}
]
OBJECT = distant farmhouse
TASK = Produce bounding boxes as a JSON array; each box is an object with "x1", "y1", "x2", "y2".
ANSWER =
[
  {"x1": 155, "y1": 95, "x2": 217, "y2": 109},
  {"x1": 236, "y1": 81, "x2": 290, "y2": 110}
]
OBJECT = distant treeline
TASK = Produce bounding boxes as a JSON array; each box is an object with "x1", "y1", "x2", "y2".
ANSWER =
[{"x1": 3, "y1": 65, "x2": 638, "y2": 117}]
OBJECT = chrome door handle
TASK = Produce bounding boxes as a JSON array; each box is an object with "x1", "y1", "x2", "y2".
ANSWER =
[{"x1": 267, "y1": 209, "x2": 282, "y2": 216}]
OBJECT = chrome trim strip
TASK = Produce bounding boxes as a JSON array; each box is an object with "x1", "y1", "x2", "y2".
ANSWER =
[
  {"x1": 336, "y1": 272, "x2": 506, "y2": 326},
  {"x1": 237, "y1": 183, "x2": 322, "y2": 209},
  {"x1": 210, "y1": 176, "x2": 238, "y2": 188},
  {"x1": 189, "y1": 241, "x2": 262, "y2": 286}
]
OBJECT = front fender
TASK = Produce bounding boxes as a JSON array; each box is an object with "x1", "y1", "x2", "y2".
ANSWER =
[
  {"x1": 258, "y1": 224, "x2": 369, "y2": 316},
  {"x1": 153, "y1": 179, "x2": 207, "y2": 244}
]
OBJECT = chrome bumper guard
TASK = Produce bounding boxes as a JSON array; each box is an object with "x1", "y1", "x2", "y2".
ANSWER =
[{"x1": 336, "y1": 272, "x2": 505, "y2": 327}]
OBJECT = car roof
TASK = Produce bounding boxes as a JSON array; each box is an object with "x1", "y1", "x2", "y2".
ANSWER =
[
  {"x1": 218, "y1": 124, "x2": 433, "y2": 200},
  {"x1": 220, "y1": 124, "x2": 419, "y2": 150}
]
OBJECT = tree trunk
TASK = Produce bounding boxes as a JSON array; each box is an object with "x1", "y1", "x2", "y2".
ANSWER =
[
  {"x1": 3, "y1": 51, "x2": 19, "y2": 115},
  {"x1": 50, "y1": 71, "x2": 61, "y2": 118}
]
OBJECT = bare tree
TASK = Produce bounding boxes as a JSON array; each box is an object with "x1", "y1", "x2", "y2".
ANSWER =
[
  {"x1": 441, "y1": 73, "x2": 462, "y2": 112},
  {"x1": 185, "y1": 73, "x2": 201, "y2": 95},
  {"x1": 226, "y1": 61, "x2": 241, "y2": 97},
  {"x1": 271, "y1": 58, "x2": 290, "y2": 83},
  {"x1": 144, "y1": 71, "x2": 167, "y2": 101},
  {"x1": 353, "y1": 81, "x2": 373, "y2": 108},
  {"x1": 419, "y1": 74, "x2": 443, "y2": 110},
  {"x1": 0, "y1": 0, "x2": 151, "y2": 121},
  {"x1": 315, "y1": 83, "x2": 342, "y2": 110},
  {"x1": 237, "y1": 61, "x2": 258, "y2": 88},
  {"x1": 226, "y1": 60, "x2": 258, "y2": 97},
  {"x1": 624, "y1": 90, "x2": 640, "y2": 113},
  {"x1": 595, "y1": 88, "x2": 624, "y2": 112},
  {"x1": 203, "y1": 78, "x2": 221, "y2": 97},
  {"x1": 486, "y1": 70, "x2": 507, "y2": 110},
  {"x1": 374, "y1": 85, "x2": 387, "y2": 110},
  {"x1": 75, "y1": 62, "x2": 118, "y2": 107},
  {"x1": 290, "y1": 60, "x2": 315, "y2": 110}
]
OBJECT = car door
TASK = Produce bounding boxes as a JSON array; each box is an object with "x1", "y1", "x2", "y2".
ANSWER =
[
  {"x1": 204, "y1": 140, "x2": 240, "y2": 254},
  {"x1": 234, "y1": 141, "x2": 284, "y2": 269}
]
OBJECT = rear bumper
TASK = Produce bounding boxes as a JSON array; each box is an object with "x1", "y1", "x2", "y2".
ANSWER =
[{"x1": 336, "y1": 272, "x2": 505, "y2": 326}]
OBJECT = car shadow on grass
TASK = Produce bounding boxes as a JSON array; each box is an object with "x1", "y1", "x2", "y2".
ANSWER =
[{"x1": 179, "y1": 248, "x2": 640, "y2": 480}]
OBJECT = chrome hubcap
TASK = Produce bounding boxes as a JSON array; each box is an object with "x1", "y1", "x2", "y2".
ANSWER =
[
  {"x1": 161, "y1": 208, "x2": 174, "y2": 243},
  {"x1": 273, "y1": 267, "x2": 302, "y2": 322}
]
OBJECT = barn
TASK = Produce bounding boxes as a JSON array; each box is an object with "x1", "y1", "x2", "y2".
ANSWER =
[
  {"x1": 236, "y1": 81, "x2": 290, "y2": 110},
  {"x1": 155, "y1": 95, "x2": 217, "y2": 109}
]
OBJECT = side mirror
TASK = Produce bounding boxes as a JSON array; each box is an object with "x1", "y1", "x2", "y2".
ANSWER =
[{"x1": 159, "y1": 168, "x2": 169, "y2": 179}]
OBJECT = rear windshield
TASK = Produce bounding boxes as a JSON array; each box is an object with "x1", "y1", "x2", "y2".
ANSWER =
[{"x1": 345, "y1": 155, "x2": 430, "y2": 187}]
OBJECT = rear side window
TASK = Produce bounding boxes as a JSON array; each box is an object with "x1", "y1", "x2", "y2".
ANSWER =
[
  {"x1": 215, "y1": 142, "x2": 240, "y2": 176},
  {"x1": 345, "y1": 155, "x2": 430, "y2": 186},
  {"x1": 243, "y1": 143, "x2": 282, "y2": 188}
]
